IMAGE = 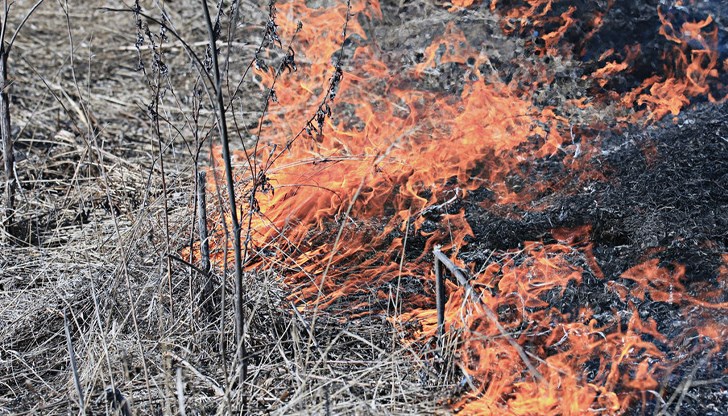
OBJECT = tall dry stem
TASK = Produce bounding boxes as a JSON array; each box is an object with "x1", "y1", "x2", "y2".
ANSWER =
[
  {"x1": 0, "y1": 0, "x2": 46, "y2": 236},
  {"x1": 200, "y1": 0, "x2": 247, "y2": 408}
]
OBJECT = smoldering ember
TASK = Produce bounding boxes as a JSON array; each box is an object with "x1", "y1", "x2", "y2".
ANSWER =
[{"x1": 0, "y1": 0, "x2": 726, "y2": 415}]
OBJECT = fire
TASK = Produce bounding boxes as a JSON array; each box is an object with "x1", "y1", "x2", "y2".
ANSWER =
[
  {"x1": 493, "y1": 0, "x2": 602, "y2": 57},
  {"x1": 490, "y1": 1, "x2": 726, "y2": 122},
  {"x1": 632, "y1": 8, "x2": 722, "y2": 121},
  {"x1": 200, "y1": 0, "x2": 727, "y2": 414},
  {"x1": 399, "y1": 235, "x2": 723, "y2": 415}
]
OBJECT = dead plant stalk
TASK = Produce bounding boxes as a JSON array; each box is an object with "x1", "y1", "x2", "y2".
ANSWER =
[
  {"x1": 0, "y1": 0, "x2": 46, "y2": 236},
  {"x1": 199, "y1": 0, "x2": 247, "y2": 407}
]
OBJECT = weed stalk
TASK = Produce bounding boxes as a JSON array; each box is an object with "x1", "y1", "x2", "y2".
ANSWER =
[
  {"x1": 0, "y1": 0, "x2": 46, "y2": 237},
  {"x1": 200, "y1": 0, "x2": 247, "y2": 408}
]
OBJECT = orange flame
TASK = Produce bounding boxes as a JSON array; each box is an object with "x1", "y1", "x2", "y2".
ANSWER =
[
  {"x1": 399, "y1": 241, "x2": 694, "y2": 415},
  {"x1": 631, "y1": 9, "x2": 722, "y2": 121},
  {"x1": 199, "y1": 1, "x2": 727, "y2": 414}
]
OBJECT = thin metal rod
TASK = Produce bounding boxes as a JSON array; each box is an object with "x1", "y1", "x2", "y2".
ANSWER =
[
  {"x1": 197, "y1": 171, "x2": 210, "y2": 274},
  {"x1": 434, "y1": 255, "x2": 445, "y2": 342}
]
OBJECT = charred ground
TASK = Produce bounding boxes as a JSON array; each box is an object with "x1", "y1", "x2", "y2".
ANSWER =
[
  {"x1": 460, "y1": 101, "x2": 728, "y2": 282},
  {"x1": 457, "y1": 101, "x2": 728, "y2": 415}
]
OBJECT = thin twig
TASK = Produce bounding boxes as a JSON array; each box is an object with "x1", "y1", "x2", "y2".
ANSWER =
[
  {"x1": 175, "y1": 367, "x2": 187, "y2": 416},
  {"x1": 63, "y1": 309, "x2": 85, "y2": 413},
  {"x1": 434, "y1": 253, "x2": 445, "y2": 343}
]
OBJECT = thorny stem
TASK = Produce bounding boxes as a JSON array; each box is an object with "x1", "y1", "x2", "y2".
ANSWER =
[
  {"x1": 102, "y1": 7, "x2": 215, "y2": 89},
  {"x1": 240, "y1": 1, "x2": 351, "y2": 267},
  {"x1": 138, "y1": 5, "x2": 176, "y2": 321},
  {"x1": 239, "y1": 3, "x2": 303, "y2": 324},
  {"x1": 156, "y1": 35, "x2": 175, "y2": 321},
  {"x1": 200, "y1": 0, "x2": 247, "y2": 410},
  {"x1": 230, "y1": 6, "x2": 353, "y2": 381},
  {"x1": 261, "y1": 0, "x2": 351, "y2": 173}
]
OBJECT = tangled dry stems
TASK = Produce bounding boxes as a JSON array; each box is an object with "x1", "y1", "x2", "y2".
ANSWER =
[{"x1": 0, "y1": 1, "x2": 450, "y2": 414}]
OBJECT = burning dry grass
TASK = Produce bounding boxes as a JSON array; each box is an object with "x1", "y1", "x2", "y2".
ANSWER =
[{"x1": 1, "y1": 0, "x2": 727, "y2": 415}]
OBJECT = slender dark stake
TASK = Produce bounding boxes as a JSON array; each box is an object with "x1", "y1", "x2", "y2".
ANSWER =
[
  {"x1": 197, "y1": 171, "x2": 211, "y2": 274},
  {"x1": 0, "y1": 0, "x2": 47, "y2": 236},
  {"x1": 197, "y1": 171, "x2": 215, "y2": 313},
  {"x1": 200, "y1": 0, "x2": 246, "y2": 407},
  {"x1": 434, "y1": 254, "x2": 446, "y2": 343}
]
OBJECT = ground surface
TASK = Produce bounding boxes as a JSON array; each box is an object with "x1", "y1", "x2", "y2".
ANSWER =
[{"x1": 1, "y1": 1, "x2": 727, "y2": 415}]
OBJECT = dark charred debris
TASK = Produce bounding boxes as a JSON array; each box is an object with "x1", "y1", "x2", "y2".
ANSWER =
[{"x1": 460, "y1": 100, "x2": 728, "y2": 286}]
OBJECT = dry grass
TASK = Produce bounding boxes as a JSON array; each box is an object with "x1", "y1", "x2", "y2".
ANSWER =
[{"x1": 0, "y1": 1, "x2": 449, "y2": 414}]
